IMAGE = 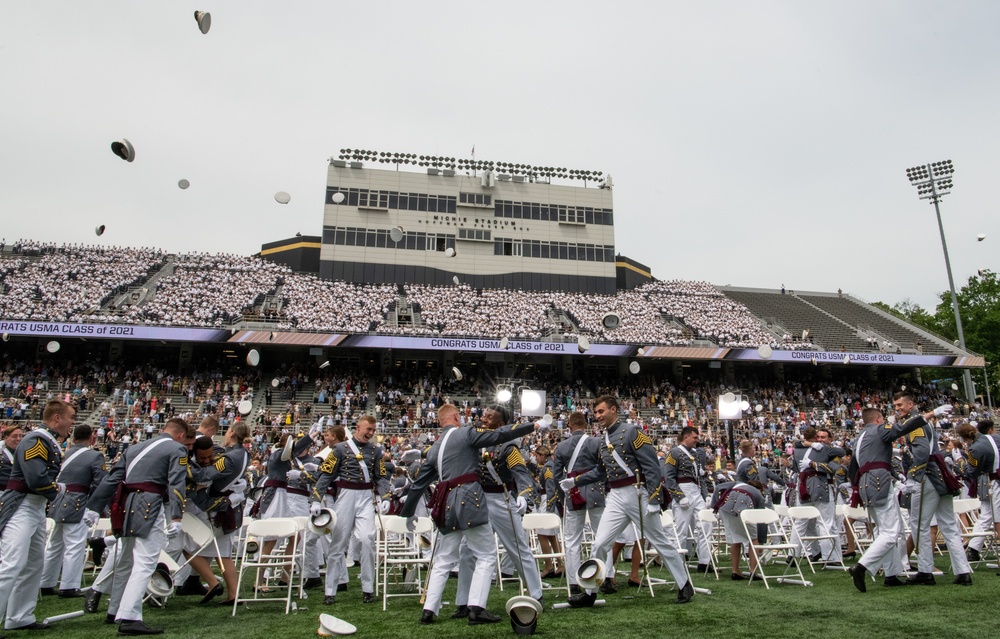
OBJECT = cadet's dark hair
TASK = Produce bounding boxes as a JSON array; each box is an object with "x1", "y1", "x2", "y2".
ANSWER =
[
  {"x1": 892, "y1": 390, "x2": 915, "y2": 403},
  {"x1": 861, "y1": 407, "x2": 882, "y2": 424},
  {"x1": 977, "y1": 420, "x2": 994, "y2": 435},
  {"x1": 594, "y1": 395, "x2": 618, "y2": 411},
  {"x1": 681, "y1": 426, "x2": 699, "y2": 439},
  {"x1": 193, "y1": 436, "x2": 215, "y2": 452},
  {"x1": 42, "y1": 399, "x2": 72, "y2": 422},
  {"x1": 72, "y1": 424, "x2": 92, "y2": 441},
  {"x1": 490, "y1": 405, "x2": 511, "y2": 424}
]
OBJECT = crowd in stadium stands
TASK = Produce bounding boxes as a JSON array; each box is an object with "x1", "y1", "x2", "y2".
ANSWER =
[
  {"x1": 277, "y1": 273, "x2": 397, "y2": 332},
  {"x1": 0, "y1": 241, "x2": 165, "y2": 322},
  {"x1": 1, "y1": 241, "x2": 823, "y2": 349}
]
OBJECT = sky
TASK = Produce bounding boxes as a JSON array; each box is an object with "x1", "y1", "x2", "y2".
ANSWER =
[{"x1": 2, "y1": 2, "x2": 997, "y2": 311}]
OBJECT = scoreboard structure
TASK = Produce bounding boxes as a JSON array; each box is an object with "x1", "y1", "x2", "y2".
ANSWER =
[{"x1": 319, "y1": 150, "x2": 617, "y2": 294}]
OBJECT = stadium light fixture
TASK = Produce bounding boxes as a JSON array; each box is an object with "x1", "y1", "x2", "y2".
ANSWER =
[
  {"x1": 906, "y1": 160, "x2": 975, "y2": 400},
  {"x1": 520, "y1": 389, "x2": 546, "y2": 417},
  {"x1": 496, "y1": 385, "x2": 513, "y2": 404}
]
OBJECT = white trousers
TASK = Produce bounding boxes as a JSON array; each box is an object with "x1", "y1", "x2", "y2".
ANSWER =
[
  {"x1": 424, "y1": 524, "x2": 496, "y2": 614},
  {"x1": 41, "y1": 520, "x2": 90, "y2": 590},
  {"x1": 564, "y1": 506, "x2": 604, "y2": 587},
  {"x1": 589, "y1": 487, "x2": 689, "y2": 591},
  {"x1": 324, "y1": 489, "x2": 375, "y2": 595},
  {"x1": 456, "y1": 492, "x2": 542, "y2": 601},
  {"x1": 671, "y1": 484, "x2": 711, "y2": 564},
  {"x1": 967, "y1": 481, "x2": 1000, "y2": 552},
  {"x1": 909, "y1": 485, "x2": 971, "y2": 575},
  {"x1": 109, "y1": 511, "x2": 167, "y2": 622},
  {"x1": 859, "y1": 499, "x2": 906, "y2": 577},
  {"x1": 0, "y1": 494, "x2": 48, "y2": 629}
]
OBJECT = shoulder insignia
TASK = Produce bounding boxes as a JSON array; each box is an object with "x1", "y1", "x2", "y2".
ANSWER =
[
  {"x1": 969, "y1": 457, "x2": 978, "y2": 467},
  {"x1": 476, "y1": 428, "x2": 488, "y2": 433},
  {"x1": 908, "y1": 428, "x2": 924, "y2": 442},
  {"x1": 543, "y1": 468, "x2": 553, "y2": 480},
  {"x1": 179, "y1": 457, "x2": 188, "y2": 466},
  {"x1": 633, "y1": 431, "x2": 652, "y2": 449},
  {"x1": 102, "y1": 463, "x2": 108, "y2": 471},
  {"x1": 665, "y1": 454, "x2": 676, "y2": 466},
  {"x1": 23, "y1": 440, "x2": 48, "y2": 462},
  {"x1": 507, "y1": 448, "x2": 526, "y2": 468},
  {"x1": 320, "y1": 453, "x2": 336, "y2": 474},
  {"x1": 214, "y1": 458, "x2": 227, "y2": 472},
  {"x1": 884, "y1": 424, "x2": 892, "y2": 429}
]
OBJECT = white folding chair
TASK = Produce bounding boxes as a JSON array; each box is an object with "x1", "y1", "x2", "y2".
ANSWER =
[
  {"x1": 954, "y1": 498, "x2": 996, "y2": 566},
  {"x1": 233, "y1": 518, "x2": 298, "y2": 615},
  {"x1": 88, "y1": 518, "x2": 114, "y2": 575},
  {"x1": 172, "y1": 512, "x2": 223, "y2": 573},
  {"x1": 380, "y1": 516, "x2": 434, "y2": 610},
  {"x1": 787, "y1": 506, "x2": 844, "y2": 572},
  {"x1": 695, "y1": 509, "x2": 720, "y2": 579},
  {"x1": 843, "y1": 506, "x2": 873, "y2": 556},
  {"x1": 521, "y1": 512, "x2": 570, "y2": 597},
  {"x1": 739, "y1": 509, "x2": 811, "y2": 588}
]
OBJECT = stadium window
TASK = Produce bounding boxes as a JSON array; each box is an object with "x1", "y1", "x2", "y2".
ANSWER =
[
  {"x1": 494, "y1": 240, "x2": 503, "y2": 255},
  {"x1": 557, "y1": 243, "x2": 567, "y2": 260},
  {"x1": 366, "y1": 230, "x2": 377, "y2": 247},
  {"x1": 567, "y1": 244, "x2": 577, "y2": 260},
  {"x1": 585, "y1": 208, "x2": 594, "y2": 225},
  {"x1": 408, "y1": 195, "x2": 418, "y2": 210},
  {"x1": 540, "y1": 243, "x2": 550, "y2": 259},
  {"x1": 347, "y1": 190, "x2": 359, "y2": 207},
  {"x1": 436, "y1": 236, "x2": 447, "y2": 251},
  {"x1": 446, "y1": 198, "x2": 456, "y2": 214},
  {"x1": 603, "y1": 247, "x2": 614, "y2": 262},
  {"x1": 377, "y1": 191, "x2": 389, "y2": 208},
  {"x1": 531, "y1": 204, "x2": 540, "y2": 220},
  {"x1": 405, "y1": 234, "x2": 417, "y2": 250},
  {"x1": 388, "y1": 194, "x2": 399, "y2": 209},
  {"x1": 345, "y1": 229, "x2": 357, "y2": 245},
  {"x1": 375, "y1": 230, "x2": 387, "y2": 248},
  {"x1": 417, "y1": 194, "x2": 427, "y2": 211},
  {"x1": 586, "y1": 245, "x2": 595, "y2": 261},
  {"x1": 334, "y1": 229, "x2": 346, "y2": 244}
]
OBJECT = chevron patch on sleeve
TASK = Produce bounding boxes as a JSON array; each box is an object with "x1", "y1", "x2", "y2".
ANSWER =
[
  {"x1": 633, "y1": 431, "x2": 652, "y2": 449},
  {"x1": 507, "y1": 448, "x2": 526, "y2": 468},
  {"x1": 23, "y1": 440, "x2": 48, "y2": 462},
  {"x1": 215, "y1": 458, "x2": 227, "y2": 472}
]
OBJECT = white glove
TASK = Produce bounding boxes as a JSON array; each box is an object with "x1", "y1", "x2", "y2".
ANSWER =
[
  {"x1": 166, "y1": 521, "x2": 183, "y2": 538},
  {"x1": 392, "y1": 486, "x2": 405, "y2": 497},
  {"x1": 559, "y1": 478, "x2": 575, "y2": 492},
  {"x1": 303, "y1": 462, "x2": 318, "y2": 473},
  {"x1": 379, "y1": 500, "x2": 391, "y2": 514},
  {"x1": 933, "y1": 405, "x2": 953, "y2": 417},
  {"x1": 83, "y1": 509, "x2": 100, "y2": 527},
  {"x1": 406, "y1": 515, "x2": 417, "y2": 532},
  {"x1": 310, "y1": 501, "x2": 322, "y2": 516},
  {"x1": 56, "y1": 482, "x2": 67, "y2": 495},
  {"x1": 901, "y1": 480, "x2": 919, "y2": 495},
  {"x1": 798, "y1": 459, "x2": 812, "y2": 473},
  {"x1": 952, "y1": 449, "x2": 963, "y2": 462},
  {"x1": 229, "y1": 492, "x2": 245, "y2": 508},
  {"x1": 678, "y1": 497, "x2": 691, "y2": 509},
  {"x1": 230, "y1": 479, "x2": 247, "y2": 494},
  {"x1": 810, "y1": 442, "x2": 824, "y2": 451},
  {"x1": 515, "y1": 495, "x2": 527, "y2": 515},
  {"x1": 286, "y1": 470, "x2": 302, "y2": 482},
  {"x1": 646, "y1": 503, "x2": 660, "y2": 514}
]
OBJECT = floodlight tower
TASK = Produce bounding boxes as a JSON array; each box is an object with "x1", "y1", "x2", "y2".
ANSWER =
[{"x1": 905, "y1": 160, "x2": 975, "y2": 401}]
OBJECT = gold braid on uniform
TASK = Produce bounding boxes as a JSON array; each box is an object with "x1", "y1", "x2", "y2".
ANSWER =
[
  {"x1": 23, "y1": 440, "x2": 48, "y2": 462},
  {"x1": 633, "y1": 431, "x2": 652, "y2": 449},
  {"x1": 214, "y1": 458, "x2": 227, "y2": 472},
  {"x1": 320, "y1": 452, "x2": 336, "y2": 474},
  {"x1": 507, "y1": 448, "x2": 526, "y2": 468}
]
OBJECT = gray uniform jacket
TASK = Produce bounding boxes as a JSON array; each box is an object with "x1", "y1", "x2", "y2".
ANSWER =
[
  {"x1": 848, "y1": 414, "x2": 928, "y2": 507},
  {"x1": 711, "y1": 481, "x2": 765, "y2": 514},
  {"x1": 792, "y1": 442, "x2": 845, "y2": 503},
  {"x1": 0, "y1": 445, "x2": 15, "y2": 490},
  {"x1": 0, "y1": 427, "x2": 64, "y2": 533},
  {"x1": 399, "y1": 422, "x2": 534, "y2": 533},
  {"x1": 905, "y1": 413, "x2": 949, "y2": 496},
  {"x1": 89, "y1": 433, "x2": 187, "y2": 538},
  {"x1": 964, "y1": 433, "x2": 1000, "y2": 500},
  {"x1": 553, "y1": 430, "x2": 606, "y2": 510},
  {"x1": 48, "y1": 444, "x2": 107, "y2": 524},
  {"x1": 258, "y1": 434, "x2": 315, "y2": 514},
  {"x1": 480, "y1": 426, "x2": 535, "y2": 501},
  {"x1": 312, "y1": 438, "x2": 391, "y2": 502},
  {"x1": 540, "y1": 459, "x2": 560, "y2": 513},
  {"x1": 663, "y1": 444, "x2": 703, "y2": 501},
  {"x1": 735, "y1": 457, "x2": 782, "y2": 488},
  {"x1": 573, "y1": 420, "x2": 664, "y2": 507}
]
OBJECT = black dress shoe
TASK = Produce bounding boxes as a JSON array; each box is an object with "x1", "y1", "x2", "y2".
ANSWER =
[
  {"x1": 38, "y1": 588, "x2": 57, "y2": 597},
  {"x1": 337, "y1": 583, "x2": 348, "y2": 592},
  {"x1": 58, "y1": 588, "x2": 85, "y2": 598},
  {"x1": 731, "y1": 572, "x2": 747, "y2": 581},
  {"x1": 199, "y1": 582, "x2": 224, "y2": 605},
  {"x1": 323, "y1": 595, "x2": 335, "y2": 605},
  {"x1": 676, "y1": 580, "x2": 694, "y2": 604},
  {"x1": 118, "y1": 620, "x2": 163, "y2": 636},
  {"x1": 696, "y1": 563, "x2": 710, "y2": 574},
  {"x1": 105, "y1": 615, "x2": 117, "y2": 625},
  {"x1": 842, "y1": 552, "x2": 857, "y2": 560},
  {"x1": 953, "y1": 573, "x2": 973, "y2": 586},
  {"x1": 883, "y1": 575, "x2": 907, "y2": 587},
  {"x1": 906, "y1": 572, "x2": 936, "y2": 586},
  {"x1": 627, "y1": 579, "x2": 642, "y2": 588},
  {"x1": 362, "y1": 592, "x2": 375, "y2": 604},
  {"x1": 176, "y1": 576, "x2": 208, "y2": 596},
  {"x1": 850, "y1": 564, "x2": 867, "y2": 593},
  {"x1": 467, "y1": 607, "x2": 501, "y2": 625},
  {"x1": 809, "y1": 553, "x2": 822, "y2": 563},
  {"x1": 10, "y1": 622, "x2": 50, "y2": 630},
  {"x1": 567, "y1": 592, "x2": 596, "y2": 608},
  {"x1": 966, "y1": 547, "x2": 981, "y2": 562},
  {"x1": 84, "y1": 589, "x2": 102, "y2": 614},
  {"x1": 450, "y1": 605, "x2": 470, "y2": 619},
  {"x1": 599, "y1": 578, "x2": 617, "y2": 594},
  {"x1": 303, "y1": 577, "x2": 323, "y2": 590},
  {"x1": 419, "y1": 609, "x2": 435, "y2": 625},
  {"x1": 569, "y1": 585, "x2": 582, "y2": 595},
  {"x1": 217, "y1": 599, "x2": 237, "y2": 606}
]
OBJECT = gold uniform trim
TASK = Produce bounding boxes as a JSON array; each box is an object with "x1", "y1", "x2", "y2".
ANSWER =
[
  {"x1": 908, "y1": 428, "x2": 925, "y2": 442},
  {"x1": 633, "y1": 431, "x2": 652, "y2": 449},
  {"x1": 215, "y1": 458, "x2": 227, "y2": 472},
  {"x1": 507, "y1": 448, "x2": 526, "y2": 468},
  {"x1": 23, "y1": 440, "x2": 48, "y2": 462}
]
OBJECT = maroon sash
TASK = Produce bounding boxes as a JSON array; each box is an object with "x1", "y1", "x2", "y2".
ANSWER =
[
  {"x1": 849, "y1": 461, "x2": 891, "y2": 507},
  {"x1": 929, "y1": 453, "x2": 963, "y2": 496},
  {"x1": 798, "y1": 469, "x2": 817, "y2": 502},
  {"x1": 430, "y1": 473, "x2": 478, "y2": 528}
]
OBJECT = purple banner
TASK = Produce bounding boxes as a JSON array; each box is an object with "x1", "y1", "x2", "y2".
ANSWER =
[{"x1": 0, "y1": 320, "x2": 229, "y2": 343}]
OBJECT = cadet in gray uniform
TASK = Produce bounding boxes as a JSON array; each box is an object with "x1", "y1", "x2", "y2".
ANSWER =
[
  {"x1": 956, "y1": 420, "x2": 1000, "y2": 563},
  {"x1": 0, "y1": 425, "x2": 25, "y2": 491},
  {"x1": 895, "y1": 391, "x2": 971, "y2": 585},
  {"x1": 564, "y1": 396, "x2": 693, "y2": 607},
  {"x1": 400, "y1": 404, "x2": 538, "y2": 626},
  {"x1": 847, "y1": 404, "x2": 950, "y2": 592},
  {"x1": 311, "y1": 415, "x2": 390, "y2": 605},
  {"x1": 710, "y1": 481, "x2": 765, "y2": 579},
  {"x1": 0, "y1": 399, "x2": 74, "y2": 632},
  {"x1": 453, "y1": 406, "x2": 543, "y2": 618},
  {"x1": 41, "y1": 424, "x2": 107, "y2": 597},
  {"x1": 791, "y1": 427, "x2": 844, "y2": 562},
  {"x1": 553, "y1": 411, "x2": 605, "y2": 593},
  {"x1": 87, "y1": 417, "x2": 188, "y2": 636},
  {"x1": 663, "y1": 427, "x2": 712, "y2": 572}
]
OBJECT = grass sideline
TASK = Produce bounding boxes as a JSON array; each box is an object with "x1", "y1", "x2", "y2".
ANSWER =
[{"x1": 35, "y1": 556, "x2": 995, "y2": 639}]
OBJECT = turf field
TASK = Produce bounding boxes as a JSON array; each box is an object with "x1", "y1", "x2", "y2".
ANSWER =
[{"x1": 34, "y1": 554, "x2": 996, "y2": 639}]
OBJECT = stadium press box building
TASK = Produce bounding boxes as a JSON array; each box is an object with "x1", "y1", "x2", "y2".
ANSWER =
[{"x1": 319, "y1": 154, "x2": 617, "y2": 294}]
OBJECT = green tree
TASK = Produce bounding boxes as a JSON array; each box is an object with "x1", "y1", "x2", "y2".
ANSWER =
[
  {"x1": 871, "y1": 298, "x2": 943, "y2": 335},
  {"x1": 933, "y1": 270, "x2": 1000, "y2": 405}
]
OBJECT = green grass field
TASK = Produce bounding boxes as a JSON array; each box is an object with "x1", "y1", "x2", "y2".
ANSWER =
[{"x1": 33, "y1": 554, "x2": 996, "y2": 639}]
